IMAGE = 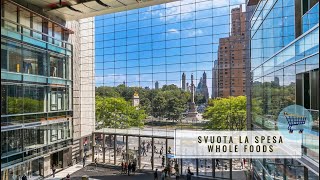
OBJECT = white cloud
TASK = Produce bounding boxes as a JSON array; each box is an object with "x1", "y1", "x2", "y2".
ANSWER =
[
  {"x1": 167, "y1": 28, "x2": 179, "y2": 33},
  {"x1": 156, "y1": 0, "x2": 244, "y2": 22},
  {"x1": 187, "y1": 29, "x2": 203, "y2": 37}
]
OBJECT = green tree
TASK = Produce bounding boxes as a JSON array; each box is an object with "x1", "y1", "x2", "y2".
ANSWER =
[
  {"x1": 195, "y1": 93, "x2": 206, "y2": 104},
  {"x1": 203, "y1": 96, "x2": 247, "y2": 130},
  {"x1": 152, "y1": 95, "x2": 166, "y2": 118},
  {"x1": 166, "y1": 96, "x2": 185, "y2": 120},
  {"x1": 140, "y1": 97, "x2": 152, "y2": 115},
  {"x1": 96, "y1": 96, "x2": 146, "y2": 128},
  {"x1": 96, "y1": 86, "x2": 120, "y2": 97}
]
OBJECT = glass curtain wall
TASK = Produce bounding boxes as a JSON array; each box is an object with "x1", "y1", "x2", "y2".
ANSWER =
[
  {"x1": 90, "y1": 0, "x2": 250, "y2": 178},
  {"x1": 250, "y1": 0, "x2": 319, "y2": 179}
]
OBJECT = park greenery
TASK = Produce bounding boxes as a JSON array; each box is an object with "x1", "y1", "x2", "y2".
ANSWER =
[
  {"x1": 203, "y1": 96, "x2": 247, "y2": 130},
  {"x1": 96, "y1": 84, "x2": 195, "y2": 128},
  {"x1": 251, "y1": 81, "x2": 295, "y2": 128},
  {"x1": 96, "y1": 96, "x2": 146, "y2": 128},
  {"x1": 7, "y1": 97, "x2": 44, "y2": 114}
]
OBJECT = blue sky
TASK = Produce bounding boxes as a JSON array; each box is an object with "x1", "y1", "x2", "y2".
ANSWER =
[{"x1": 94, "y1": 0, "x2": 246, "y2": 96}]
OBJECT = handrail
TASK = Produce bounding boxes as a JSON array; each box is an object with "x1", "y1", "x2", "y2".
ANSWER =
[{"x1": 1, "y1": 17, "x2": 72, "y2": 47}]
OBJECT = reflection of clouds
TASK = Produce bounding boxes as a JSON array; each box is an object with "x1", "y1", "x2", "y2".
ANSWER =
[
  {"x1": 187, "y1": 29, "x2": 203, "y2": 37},
  {"x1": 167, "y1": 28, "x2": 179, "y2": 33}
]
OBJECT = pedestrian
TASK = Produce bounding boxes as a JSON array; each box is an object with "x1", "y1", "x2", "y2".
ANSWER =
[
  {"x1": 83, "y1": 156, "x2": 86, "y2": 167},
  {"x1": 94, "y1": 157, "x2": 98, "y2": 169},
  {"x1": 154, "y1": 145, "x2": 158, "y2": 153},
  {"x1": 66, "y1": 174, "x2": 70, "y2": 180},
  {"x1": 124, "y1": 162, "x2": 128, "y2": 173},
  {"x1": 154, "y1": 169, "x2": 158, "y2": 180},
  {"x1": 243, "y1": 158, "x2": 246, "y2": 167},
  {"x1": 142, "y1": 146, "x2": 147, "y2": 156},
  {"x1": 161, "y1": 156, "x2": 165, "y2": 168},
  {"x1": 22, "y1": 174, "x2": 27, "y2": 180},
  {"x1": 121, "y1": 161, "x2": 124, "y2": 174},
  {"x1": 175, "y1": 170, "x2": 180, "y2": 180},
  {"x1": 187, "y1": 168, "x2": 194, "y2": 180},
  {"x1": 52, "y1": 164, "x2": 56, "y2": 178},
  {"x1": 147, "y1": 142, "x2": 151, "y2": 152},
  {"x1": 159, "y1": 148, "x2": 163, "y2": 158},
  {"x1": 216, "y1": 159, "x2": 220, "y2": 169},
  {"x1": 132, "y1": 161, "x2": 136, "y2": 174},
  {"x1": 161, "y1": 170, "x2": 165, "y2": 180},
  {"x1": 128, "y1": 162, "x2": 132, "y2": 176},
  {"x1": 240, "y1": 159, "x2": 243, "y2": 169}
]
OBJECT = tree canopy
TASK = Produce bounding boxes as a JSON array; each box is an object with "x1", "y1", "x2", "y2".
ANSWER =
[
  {"x1": 96, "y1": 96, "x2": 146, "y2": 129},
  {"x1": 203, "y1": 96, "x2": 247, "y2": 130},
  {"x1": 95, "y1": 84, "x2": 203, "y2": 121}
]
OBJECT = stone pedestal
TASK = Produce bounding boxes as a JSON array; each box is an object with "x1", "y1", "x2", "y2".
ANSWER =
[{"x1": 188, "y1": 102, "x2": 198, "y2": 117}]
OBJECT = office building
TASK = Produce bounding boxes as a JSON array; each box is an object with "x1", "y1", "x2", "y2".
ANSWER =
[
  {"x1": 1, "y1": 0, "x2": 95, "y2": 178},
  {"x1": 216, "y1": 6, "x2": 247, "y2": 98}
]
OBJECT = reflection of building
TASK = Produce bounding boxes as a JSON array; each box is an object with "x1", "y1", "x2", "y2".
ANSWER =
[
  {"x1": 155, "y1": 81, "x2": 159, "y2": 89},
  {"x1": 216, "y1": 6, "x2": 247, "y2": 98},
  {"x1": 212, "y1": 60, "x2": 218, "y2": 98},
  {"x1": 1, "y1": 0, "x2": 95, "y2": 178},
  {"x1": 248, "y1": 0, "x2": 319, "y2": 179},
  {"x1": 196, "y1": 71, "x2": 209, "y2": 102},
  {"x1": 182, "y1": 72, "x2": 186, "y2": 91}
]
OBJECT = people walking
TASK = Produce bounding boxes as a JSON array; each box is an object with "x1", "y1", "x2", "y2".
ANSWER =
[
  {"x1": 159, "y1": 147, "x2": 163, "y2": 158},
  {"x1": 22, "y1": 174, "x2": 27, "y2": 180},
  {"x1": 142, "y1": 145, "x2": 147, "y2": 156},
  {"x1": 161, "y1": 170, "x2": 165, "y2": 180},
  {"x1": 83, "y1": 156, "x2": 86, "y2": 167},
  {"x1": 124, "y1": 162, "x2": 128, "y2": 173},
  {"x1": 128, "y1": 162, "x2": 132, "y2": 176},
  {"x1": 216, "y1": 159, "x2": 220, "y2": 169},
  {"x1": 161, "y1": 156, "x2": 165, "y2": 168},
  {"x1": 154, "y1": 169, "x2": 158, "y2": 180},
  {"x1": 121, "y1": 161, "x2": 124, "y2": 174},
  {"x1": 187, "y1": 168, "x2": 194, "y2": 180},
  {"x1": 94, "y1": 158, "x2": 98, "y2": 169},
  {"x1": 240, "y1": 158, "x2": 244, "y2": 169},
  {"x1": 66, "y1": 174, "x2": 70, "y2": 180},
  {"x1": 132, "y1": 161, "x2": 136, "y2": 174},
  {"x1": 52, "y1": 164, "x2": 56, "y2": 178}
]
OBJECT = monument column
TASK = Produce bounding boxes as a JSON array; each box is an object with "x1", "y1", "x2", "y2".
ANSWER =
[{"x1": 187, "y1": 74, "x2": 197, "y2": 118}]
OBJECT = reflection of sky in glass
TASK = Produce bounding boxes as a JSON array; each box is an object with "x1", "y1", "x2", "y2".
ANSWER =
[{"x1": 94, "y1": 0, "x2": 246, "y2": 97}]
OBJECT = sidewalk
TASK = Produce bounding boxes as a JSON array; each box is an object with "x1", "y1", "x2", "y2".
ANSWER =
[{"x1": 45, "y1": 160, "x2": 92, "y2": 180}]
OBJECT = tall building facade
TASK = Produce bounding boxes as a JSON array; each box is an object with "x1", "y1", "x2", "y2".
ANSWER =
[
  {"x1": 211, "y1": 60, "x2": 218, "y2": 98},
  {"x1": 1, "y1": 0, "x2": 95, "y2": 178},
  {"x1": 155, "y1": 81, "x2": 159, "y2": 90},
  {"x1": 248, "y1": 0, "x2": 319, "y2": 179},
  {"x1": 216, "y1": 6, "x2": 247, "y2": 98}
]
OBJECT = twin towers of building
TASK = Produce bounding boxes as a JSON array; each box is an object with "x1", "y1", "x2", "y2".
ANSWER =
[
  {"x1": 153, "y1": 72, "x2": 209, "y2": 103},
  {"x1": 182, "y1": 71, "x2": 209, "y2": 102}
]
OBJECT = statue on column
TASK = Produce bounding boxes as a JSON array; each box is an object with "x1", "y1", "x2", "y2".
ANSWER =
[{"x1": 187, "y1": 73, "x2": 197, "y2": 118}]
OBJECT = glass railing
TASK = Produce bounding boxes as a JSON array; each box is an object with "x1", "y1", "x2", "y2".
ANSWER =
[
  {"x1": 302, "y1": 3, "x2": 319, "y2": 33},
  {"x1": 1, "y1": 17, "x2": 72, "y2": 53}
]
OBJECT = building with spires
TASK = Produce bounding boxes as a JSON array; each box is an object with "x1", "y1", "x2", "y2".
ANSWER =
[{"x1": 196, "y1": 71, "x2": 209, "y2": 102}]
